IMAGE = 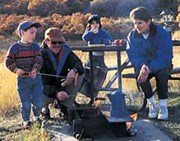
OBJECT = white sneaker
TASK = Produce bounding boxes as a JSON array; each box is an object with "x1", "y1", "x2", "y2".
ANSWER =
[
  {"x1": 148, "y1": 103, "x2": 158, "y2": 119},
  {"x1": 23, "y1": 121, "x2": 32, "y2": 129},
  {"x1": 158, "y1": 106, "x2": 168, "y2": 120},
  {"x1": 33, "y1": 116, "x2": 39, "y2": 121}
]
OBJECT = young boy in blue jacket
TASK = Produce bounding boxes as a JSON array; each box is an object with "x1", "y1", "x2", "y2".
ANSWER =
[{"x1": 127, "y1": 7, "x2": 173, "y2": 120}]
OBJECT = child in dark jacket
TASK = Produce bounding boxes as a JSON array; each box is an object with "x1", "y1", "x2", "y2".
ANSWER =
[
  {"x1": 80, "y1": 14, "x2": 112, "y2": 98},
  {"x1": 82, "y1": 14, "x2": 112, "y2": 67}
]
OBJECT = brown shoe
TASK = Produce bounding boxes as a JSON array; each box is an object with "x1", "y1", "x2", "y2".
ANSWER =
[{"x1": 23, "y1": 121, "x2": 32, "y2": 130}]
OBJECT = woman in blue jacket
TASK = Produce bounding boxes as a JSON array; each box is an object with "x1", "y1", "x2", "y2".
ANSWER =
[{"x1": 127, "y1": 7, "x2": 173, "y2": 120}]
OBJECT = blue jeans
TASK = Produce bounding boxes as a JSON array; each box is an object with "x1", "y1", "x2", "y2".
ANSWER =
[{"x1": 17, "y1": 75, "x2": 43, "y2": 122}]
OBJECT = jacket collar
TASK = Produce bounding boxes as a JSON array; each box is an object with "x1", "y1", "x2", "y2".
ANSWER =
[{"x1": 134, "y1": 23, "x2": 156, "y2": 38}]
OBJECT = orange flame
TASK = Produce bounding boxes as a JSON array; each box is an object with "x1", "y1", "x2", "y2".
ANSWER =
[
  {"x1": 126, "y1": 113, "x2": 138, "y2": 130},
  {"x1": 131, "y1": 113, "x2": 138, "y2": 121}
]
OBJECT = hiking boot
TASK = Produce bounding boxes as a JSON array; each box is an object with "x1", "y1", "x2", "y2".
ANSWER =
[
  {"x1": 40, "y1": 108, "x2": 51, "y2": 120},
  {"x1": 148, "y1": 103, "x2": 158, "y2": 119},
  {"x1": 59, "y1": 105, "x2": 68, "y2": 119},
  {"x1": 23, "y1": 121, "x2": 32, "y2": 130},
  {"x1": 158, "y1": 106, "x2": 168, "y2": 120}
]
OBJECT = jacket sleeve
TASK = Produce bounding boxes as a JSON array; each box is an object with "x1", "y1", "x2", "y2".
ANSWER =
[
  {"x1": 5, "y1": 44, "x2": 18, "y2": 73},
  {"x1": 126, "y1": 32, "x2": 148, "y2": 69},
  {"x1": 82, "y1": 29, "x2": 94, "y2": 42},
  {"x1": 40, "y1": 50, "x2": 59, "y2": 98},
  {"x1": 66, "y1": 51, "x2": 84, "y2": 75},
  {"x1": 32, "y1": 43, "x2": 43, "y2": 72},
  {"x1": 102, "y1": 30, "x2": 113, "y2": 45},
  {"x1": 148, "y1": 31, "x2": 173, "y2": 72}
]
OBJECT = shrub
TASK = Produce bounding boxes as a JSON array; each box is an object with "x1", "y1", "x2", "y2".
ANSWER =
[
  {"x1": 1, "y1": 0, "x2": 28, "y2": 15},
  {"x1": 27, "y1": 0, "x2": 69, "y2": 16},
  {"x1": 27, "y1": 0, "x2": 91, "y2": 16},
  {"x1": 86, "y1": 0, "x2": 120, "y2": 17},
  {"x1": 0, "y1": 13, "x2": 133, "y2": 41}
]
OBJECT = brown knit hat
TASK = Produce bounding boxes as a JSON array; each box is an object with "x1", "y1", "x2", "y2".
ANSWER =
[{"x1": 45, "y1": 27, "x2": 65, "y2": 42}]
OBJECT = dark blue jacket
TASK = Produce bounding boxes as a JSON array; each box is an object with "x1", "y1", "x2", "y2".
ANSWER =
[
  {"x1": 82, "y1": 28, "x2": 112, "y2": 56},
  {"x1": 126, "y1": 24, "x2": 173, "y2": 73},
  {"x1": 40, "y1": 43, "x2": 84, "y2": 98},
  {"x1": 82, "y1": 28, "x2": 112, "y2": 45}
]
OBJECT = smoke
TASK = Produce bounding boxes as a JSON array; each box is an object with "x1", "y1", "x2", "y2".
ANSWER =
[
  {"x1": 115, "y1": 0, "x2": 160, "y2": 17},
  {"x1": 86, "y1": 0, "x2": 120, "y2": 17}
]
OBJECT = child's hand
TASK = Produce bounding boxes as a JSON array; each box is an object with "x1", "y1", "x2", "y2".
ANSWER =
[
  {"x1": 91, "y1": 23, "x2": 99, "y2": 34},
  {"x1": 15, "y1": 68, "x2": 25, "y2": 76},
  {"x1": 29, "y1": 69, "x2": 37, "y2": 79},
  {"x1": 91, "y1": 27, "x2": 99, "y2": 34}
]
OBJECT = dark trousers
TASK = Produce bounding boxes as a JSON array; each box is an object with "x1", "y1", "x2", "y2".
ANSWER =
[{"x1": 135, "y1": 65, "x2": 172, "y2": 99}]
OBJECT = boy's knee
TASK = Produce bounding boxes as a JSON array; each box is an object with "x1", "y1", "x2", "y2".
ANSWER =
[
  {"x1": 22, "y1": 101, "x2": 31, "y2": 111},
  {"x1": 35, "y1": 101, "x2": 43, "y2": 110}
]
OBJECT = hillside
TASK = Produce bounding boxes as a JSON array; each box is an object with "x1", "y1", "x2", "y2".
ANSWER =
[
  {"x1": 0, "y1": 0, "x2": 179, "y2": 42},
  {"x1": 0, "y1": 0, "x2": 178, "y2": 17}
]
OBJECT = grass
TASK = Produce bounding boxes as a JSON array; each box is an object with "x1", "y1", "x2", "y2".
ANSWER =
[
  {"x1": 10, "y1": 126, "x2": 49, "y2": 141},
  {"x1": 0, "y1": 33, "x2": 180, "y2": 140},
  {"x1": 0, "y1": 63, "x2": 20, "y2": 116}
]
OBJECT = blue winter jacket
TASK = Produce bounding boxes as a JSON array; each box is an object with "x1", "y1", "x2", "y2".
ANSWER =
[
  {"x1": 82, "y1": 28, "x2": 112, "y2": 45},
  {"x1": 126, "y1": 24, "x2": 173, "y2": 73},
  {"x1": 82, "y1": 28, "x2": 112, "y2": 56}
]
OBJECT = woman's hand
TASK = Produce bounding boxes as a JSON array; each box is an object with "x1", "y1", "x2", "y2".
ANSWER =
[
  {"x1": 91, "y1": 23, "x2": 99, "y2": 34},
  {"x1": 137, "y1": 64, "x2": 150, "y2": 83},
  {"x1": 91, "y1": 27, "x2": 99, "y2": 33}
]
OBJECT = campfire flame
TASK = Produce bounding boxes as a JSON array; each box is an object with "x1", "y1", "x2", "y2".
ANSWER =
[
  {"x1": 94, "y1": 99, "x2": 138, "y2": 130},
  {"x1": 126, "y1": 113, "x2": 138, "y2": 130}
]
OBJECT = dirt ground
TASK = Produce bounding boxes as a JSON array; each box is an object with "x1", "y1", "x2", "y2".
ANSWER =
[{"x1": 0, "y1": 101, "x2": 179, "y2": 141}]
